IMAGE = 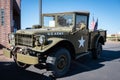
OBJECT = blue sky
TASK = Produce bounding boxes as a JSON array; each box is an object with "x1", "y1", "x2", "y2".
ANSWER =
[{"x1": 21, "y1": 0, "x2": 120, "y2": 34}]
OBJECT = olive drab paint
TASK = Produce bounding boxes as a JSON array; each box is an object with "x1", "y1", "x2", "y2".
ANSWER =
[{"x1": 3, "y1": 11, "x2": 106, "y2": 77}]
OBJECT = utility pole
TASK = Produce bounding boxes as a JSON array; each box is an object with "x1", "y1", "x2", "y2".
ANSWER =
[{"x1": 39, "y1": 0, "x2": 42, "y2": 26}]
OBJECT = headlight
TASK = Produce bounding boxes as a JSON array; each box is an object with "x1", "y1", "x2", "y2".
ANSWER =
[
  {"x1": 8, "y1": 33, "x2": 15, "y2": 41},
  {"x1": 39, "y1": 35, "x2": 46, "y2": 45},
  {"x1": 8, "y1": 33, "x2": 15, "y2": 45}
]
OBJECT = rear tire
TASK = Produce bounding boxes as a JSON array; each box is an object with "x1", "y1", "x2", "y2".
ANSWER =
[
  {"x1": 92, "y1": 43, "x2": 102, "y2": 59},
  {"x1": 46, "y1": 48, "x2": 71, "y2": 78}
]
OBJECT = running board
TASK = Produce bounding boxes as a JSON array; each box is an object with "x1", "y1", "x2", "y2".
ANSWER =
[{"x1": 76, "y1": 52, "x2": 90, "y2": 59}]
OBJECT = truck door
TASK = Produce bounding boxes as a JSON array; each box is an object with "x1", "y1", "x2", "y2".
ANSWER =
[{"x1": 74, "y1": 14, "x2": 89, "y2": 54}]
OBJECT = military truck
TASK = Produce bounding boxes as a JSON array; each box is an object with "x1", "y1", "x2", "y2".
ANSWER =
[{"x1": 3, "y1": 12, "x2": 106, "y2": 77}]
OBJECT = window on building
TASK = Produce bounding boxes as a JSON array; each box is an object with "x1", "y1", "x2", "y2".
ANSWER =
[{"x1": 0, "y1": 9, "x2": 5, "y2": 26}]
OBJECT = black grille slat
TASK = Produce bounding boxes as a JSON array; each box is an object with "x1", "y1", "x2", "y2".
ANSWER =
[{"x1": 15, "y1": 34, "x2": 33, "y2": 47}]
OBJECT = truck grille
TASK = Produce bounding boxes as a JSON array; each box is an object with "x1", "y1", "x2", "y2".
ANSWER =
[{"x1": 15, "y1": 34, "x2": 34, "y2": 47}]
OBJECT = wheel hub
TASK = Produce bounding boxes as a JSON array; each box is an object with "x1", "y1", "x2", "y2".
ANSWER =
[{"x1": 57, "y1": 55, "x2": 67, "y2": 70}]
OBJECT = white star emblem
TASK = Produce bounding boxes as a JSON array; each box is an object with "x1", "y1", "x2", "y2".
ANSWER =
[{"x1": 78, "y1": 36, "x2": 85, "y2": 48}]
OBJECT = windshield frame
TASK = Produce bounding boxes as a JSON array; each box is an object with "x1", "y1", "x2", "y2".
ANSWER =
[{"x1": 42, "y1": 13, "x2": 75, "y2": 28}]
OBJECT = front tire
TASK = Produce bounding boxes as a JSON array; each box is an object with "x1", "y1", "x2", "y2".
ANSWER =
[
  {"x1": 92, "y1": 43, "x2": 102, "y2": 59},
  {"x1": 14, "y1": 56, "x2": 30, "y2": 69},
  {"x1": 46, "y1": 48, "x2": 71, "y2": 78},
  {"x1": 15, "y1": 61, "x2": 30, "y2": 69},
  {"x1": 13, "y1": 47, "x2": 30, "y2": 69}
]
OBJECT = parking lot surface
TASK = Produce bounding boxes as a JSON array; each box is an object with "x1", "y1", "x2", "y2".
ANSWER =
[{"x1": 0, "y1": 41, "x2": 120, "y2": 80}]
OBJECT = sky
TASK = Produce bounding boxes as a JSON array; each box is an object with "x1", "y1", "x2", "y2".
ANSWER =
[{"x1": 21, "y1": 0, "x2": 120, "y2": 34}]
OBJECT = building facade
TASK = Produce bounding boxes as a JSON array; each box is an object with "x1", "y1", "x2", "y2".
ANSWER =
[{"x1": 0, "y1": 0, "x2": 21, "y2": 48}]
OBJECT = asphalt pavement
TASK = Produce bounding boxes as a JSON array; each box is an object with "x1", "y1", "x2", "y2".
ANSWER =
[{"x1": 0, "y1": 41, "x2": 120, "y2": 80}]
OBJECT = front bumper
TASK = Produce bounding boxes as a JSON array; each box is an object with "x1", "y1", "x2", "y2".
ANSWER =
[{"x1": 3, "y1": 48, "x2": 39, "y2": 65}]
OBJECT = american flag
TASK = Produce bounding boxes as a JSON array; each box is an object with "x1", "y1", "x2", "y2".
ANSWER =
[
  {"x1": 91, "y1": 17, "x2": 95, "y2": 30},
  {"x1": 91, "y1": 17, "x2": 98, "y2": 31}
]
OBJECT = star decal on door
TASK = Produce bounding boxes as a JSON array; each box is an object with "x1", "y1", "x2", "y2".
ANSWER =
[{"x1": 78, "y1": 36, "x2": 85, "y2": 48}]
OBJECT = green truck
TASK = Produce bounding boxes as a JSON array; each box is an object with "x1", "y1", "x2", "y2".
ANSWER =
[{"x1": 3, "y1": 11, "x2": 106, "y2": 77}]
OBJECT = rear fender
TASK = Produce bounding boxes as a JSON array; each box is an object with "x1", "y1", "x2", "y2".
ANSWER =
[{"x1": 92, "y1": 35, "x2": 104, "y2": 49}]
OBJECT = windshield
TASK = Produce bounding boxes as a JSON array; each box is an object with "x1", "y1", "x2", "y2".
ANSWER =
[
  {"x1": 43, "y1": 16, "x2": 55, "y2": 27},
  {"x1": 57, "y1": 14, "x2": 73, "y2": 27},
  {"x1": 43, "y1": 14, "x2": 74, "y2": 28}
]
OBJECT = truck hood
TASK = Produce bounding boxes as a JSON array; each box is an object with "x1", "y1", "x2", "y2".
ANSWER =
[{"x1": 16, "y1": 27, "x2": 72, "y2": 35}]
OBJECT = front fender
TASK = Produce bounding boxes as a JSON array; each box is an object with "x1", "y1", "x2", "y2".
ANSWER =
[{"x1": 32, "y1": 38, "x2": 67, "y2": 52}]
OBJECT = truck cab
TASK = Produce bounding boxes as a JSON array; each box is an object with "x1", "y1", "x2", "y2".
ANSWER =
[{"x1": 41, "y1": 12, "x2": 90, "y2": 54}]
